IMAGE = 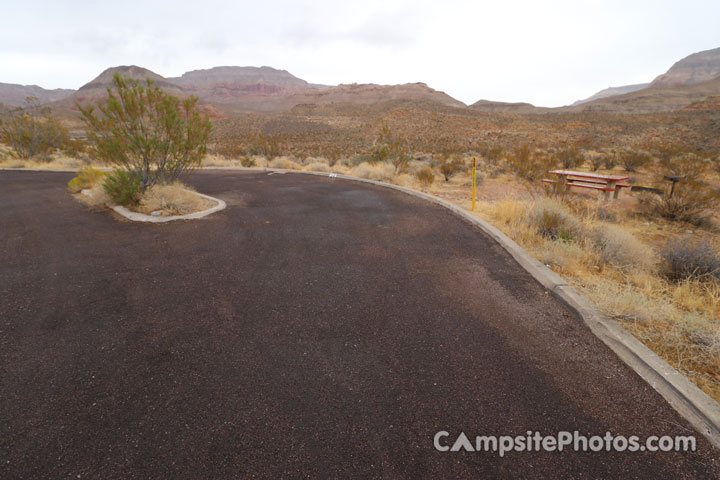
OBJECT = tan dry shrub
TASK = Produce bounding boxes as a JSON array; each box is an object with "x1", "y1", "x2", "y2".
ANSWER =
[
  {"x1": 586, "y1": 225, "x2": 655, "y2": 272},
  {"x1": 82, "y1": 183, "x2": 111, "y2": 208},
  {"x1": 351, "y1": 162, "x2": 396, "y2": 182},
  {"x1": 525, "y1": 198, "x2": 582, "y2": 241},
  {"x1": 137, "y1": 184, "x2": 213, "y2": 216},
  {"x1": 268, "y1": 157, "x2": 301, "y2": 170},
  {"x1": 415, "y1": 166, "x2": 435, "y2": 187},
  {"x1": 307, "y1": 161, "x2": 330, "y2": 172}
]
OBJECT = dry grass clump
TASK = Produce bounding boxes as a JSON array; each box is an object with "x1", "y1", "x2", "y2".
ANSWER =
[
  {"x1": 0, "y1": 152, "x2": 87, "y2": 169},
  {"x1": 587, "y1": 225, "x2": 655, "y2": 272},
  {"x1": 80, "y1": 183, "x2": 112, "y2": 208},
  {"x1": 526, "y1": 197, "x2": 583, "y2": 241},
  {"x1": 415, "y1": 166, "x2": 436, "y2": 188},
  {"x1": 350, "y1": 162, "x2": 396, "y2": 182},
  {"x1": 268, "y1": 157, "x2": 302, "y2": 170},
  {"x1": 579, "y1": 275, "x2": 720, "y2": 399},
  {"x1": 307, "y1": 161, "x2": 331, "y2": 172},
  {"x1": 136, "y1": 184, "x2": 213, "y2": 216}
]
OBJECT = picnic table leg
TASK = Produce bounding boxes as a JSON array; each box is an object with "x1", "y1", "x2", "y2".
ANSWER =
[
  {"x1": 607, "y1": 180, "x2": 617, "y2": 200},
  {"x1": 612, "y1": 182, "x2": 622, "y2": 199}
]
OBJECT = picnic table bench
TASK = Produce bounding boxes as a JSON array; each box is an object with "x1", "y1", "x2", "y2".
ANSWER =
[{"x1": 543, "y1": 170, "x2": 631, "y2": 200}]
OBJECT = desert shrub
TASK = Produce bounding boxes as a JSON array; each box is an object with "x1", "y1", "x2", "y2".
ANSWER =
[
  {"x1": 603, "y1": 151, "x2": 618, "y2": 169},
  {"x1": 0, "y1": 97, "x2": 69, "y2": 159},
  {"x1": 373, "y1": 124, "x2": 411, "y2": 173},
  {"x1": 618, "y1": 149, "x2": 651, "y2": 172},
  {"x1": 439, "y1": 157, "x2": 463, "y2": 181},
  {"x1": 61, "y1": 137, "x2": 89, "y2": 159},
  {"x1": 240, "y1": 156, "x2": 256, "y2": 167},
  {"x1": 661, "y1": 238, "x2": 720, "y2": 281},
  {"x1": 595, "y1": 206, "x2": 618, "y2": 223},
  {"x1": 658, "y1": 152, "x2": 708, "y2": 182},
  {"x1": 587, "y1": 225, "x2": 654, "y2": 272},
  {"x1": 647, "y1": 181, "x2": 718, "y2": 224},
  {"x1": 268, "y1": 157, "x2": 301, "y2": 169},
  {"x1": 103, "y1": 169, "x2": 142, "y2": 206},
  {"x1": 67, "y1": 166, "x2": 106, "y2": 193},
  {"x1": 508, "y1": 145, "x2": 556, "y2": 189},
  {"x1": 484, "y1": 145, "x2": 505, "y2": 166},
  {"x1": 526, "y1": 198, "x2": 582, "y2": 240},
  {"x1": 351, "y1": 162, "x2": 395, "y2": 182},
  {"x1": 585, "y1": 152, "x2": 605, "y2": 171},
  {"x1": 79, "y1": 74, "x2": 212, "y2": 190},
  {"x1": 137, "y1": 184, "x2": 212, "y2": 215},
  {"x1": 308, "y1": 162, "x2": 330, "y2": 172},
  {"x1": 555, "y1": 147, "x2": 584, "y2": 169},
  {"x1": 415, "y1": 166, "x2": 435, "y2": 187}
]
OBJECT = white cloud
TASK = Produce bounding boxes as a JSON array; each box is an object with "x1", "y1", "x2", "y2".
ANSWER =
[{"x1": 1, "y1": 0, "x2": 719, "y2": 106}]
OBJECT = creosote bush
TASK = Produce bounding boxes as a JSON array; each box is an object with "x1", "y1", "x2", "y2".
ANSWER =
[
  {"x1": 661, "y1": 238, "x2": 720, "y2": 281},
  {"x1": 555, "y1": 147, "x2": 584, "y2": 169},
  {"x1": 439, "y1": 157, "x2": 463, "y2": 181},
  {"x1": 103, "y1": 169, "x2": 142, "y2": 206},
  {"x1": 618, "y1": 149, "x2": 651, "y2": 172},
  {"x1": 79, "y1": 73, "x2": 212, "y2": 191},
  {"x1": 1, "y1": 97, "x2": 68, "y2": 159},
  {"x1": 372, "y1": 123, "x2": 411, "y2": 173}
]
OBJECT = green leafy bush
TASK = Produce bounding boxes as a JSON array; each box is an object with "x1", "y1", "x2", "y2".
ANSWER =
[
  {"x1": 103, "y1": 169, "x2": 142, "y2": 206},
  {"x1": 67, "y1": 166, "x2": 105, "y2": 193},
  {"x1": 240, "y1": 155, "x2": 256, "y2": 167}
]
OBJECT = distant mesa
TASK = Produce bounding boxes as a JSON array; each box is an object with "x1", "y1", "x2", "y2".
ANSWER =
[
  {"x1": 469, "y1": 99, "x2": 538, "y2": 113},
  {"x1": 572, "y1": 84, "x2": 650, "y2": 106},
  {"x1": 0, "y1": 82, "x2": 74, "y2": 108},
  {"x1": 285, "y1": 82, "x2": 466, "y2": 109},
  {"x1": 650, "y1": 46, "x2": 720, "y2": 87}
]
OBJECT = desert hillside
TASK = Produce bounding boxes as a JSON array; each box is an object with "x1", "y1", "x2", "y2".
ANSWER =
[
  {"x1": 651, "y1": 46, "x2": 720, "y2": 87},
  {"x1": 0, "y1": 82, "x2": 74, "y2": 107}
]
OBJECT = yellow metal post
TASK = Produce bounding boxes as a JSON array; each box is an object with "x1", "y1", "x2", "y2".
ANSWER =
[{"x1": 471, "y1": 157, "x2": 477, "y2": 211}]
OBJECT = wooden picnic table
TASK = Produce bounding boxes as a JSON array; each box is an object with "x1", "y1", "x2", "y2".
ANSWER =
[{"x1": 544, "y1": 170, "x2": 631, "y2": 200}]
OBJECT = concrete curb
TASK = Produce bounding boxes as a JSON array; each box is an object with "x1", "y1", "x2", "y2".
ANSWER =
[
  {"x1": 245, "y1": 166, "x2": 720, "y2": 449},
  {"x1": 108, "y1": 191, "x2": 226, "y2": 223},
  {"x1": 7, "y1": 166, "x2": 720, "y2": 447}
]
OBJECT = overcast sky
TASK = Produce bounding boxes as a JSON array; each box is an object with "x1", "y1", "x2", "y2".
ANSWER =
[{"x1": 2, "y1": 0, "x2": 719, "y2": 107}]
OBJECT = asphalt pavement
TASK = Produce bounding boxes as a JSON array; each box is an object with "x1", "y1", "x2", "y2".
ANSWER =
[{"x1": 0, "y1": 169, "x2": 717, "y2": 478}]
